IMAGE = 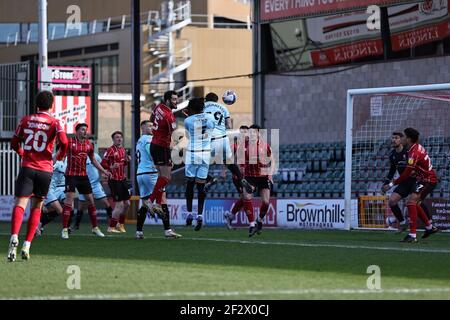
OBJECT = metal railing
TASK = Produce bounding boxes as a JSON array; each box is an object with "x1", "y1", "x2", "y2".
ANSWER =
[
  {"x1": 0, "y1": 141, "x2": 21, "y2": 196},
  {"x1": 0, "y1": 62, "x2": 30, "y2": 139}
]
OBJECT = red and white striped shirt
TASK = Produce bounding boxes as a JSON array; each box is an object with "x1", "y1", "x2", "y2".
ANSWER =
[
  {"x1": 65, "y1": 137, "x2": 94, "y2": 176},
  {"x1": 101, "y1": 145, "x2": 128, "y2": 181},
  {"x1": 243, "y1": 139, "x2": 272, "y2": 178}
]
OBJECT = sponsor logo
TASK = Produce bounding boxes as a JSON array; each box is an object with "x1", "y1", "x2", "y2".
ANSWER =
[{"x1": 283, "y1": 201, "x2": 345, "y2": 228}]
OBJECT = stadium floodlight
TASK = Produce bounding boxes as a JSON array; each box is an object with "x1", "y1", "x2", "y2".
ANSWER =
[{"x1": 345, "y1": 83, "x2": 450, "y2": 230}]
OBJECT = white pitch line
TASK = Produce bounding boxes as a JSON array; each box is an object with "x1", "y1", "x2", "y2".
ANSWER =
[
  {"x1": 5, "y1": 287, "x2": 450, "y2": 300},
  {"x1": 0, "y1": 232, "x2": 449, "y2": 254},
  {"x1": 144, "y1": 236, "x2": 450, "y2": 254}
]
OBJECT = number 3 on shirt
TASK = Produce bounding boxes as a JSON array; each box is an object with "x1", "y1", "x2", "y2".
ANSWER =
[{"x1": 23, "y1": 129, "x2": 48, "y2": 152}]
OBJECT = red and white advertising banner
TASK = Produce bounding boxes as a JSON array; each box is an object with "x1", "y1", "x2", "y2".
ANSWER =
[
  {"x1": 50, "y1": 96, "x2": 92, "y2": 135},
  {"x1": 389, "y1": 0, "x2": 450, "y2": 51},
  {"x1": 261, "y1": 0, "x2": 415, "y2": 21},
  {"x1": 310, "y1": 38, "x2": 383, "y2": 66}
]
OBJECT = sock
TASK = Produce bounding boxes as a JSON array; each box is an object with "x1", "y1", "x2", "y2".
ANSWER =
[
  {"x1": 226, "y1": 164, "x2": 243, "y2": 180},
  {"x1": 185, "y1": 179, "x2": 195, "y2": 212},
  {"x1": 389, "y1": 205, "x2": 404, "y2": 223},
  {"x1": 62, "y1": 204, "x2": 72, "y2": 229},
  {"x1": 231, "y1": 198, "x2": 244, "y2": 215},
  {"x1": 149, "y1": 176, "x2": 169, "y2": 204},
  {"x1": 23, "y1": 241, "x2": 31, "y2": 248},
  {"x1": 106, "y1": 207, "x2": 113, "y2": 220},
  {"x1": 40, "y1": 210, "x2": 58, "y2": 227},
  {"x1": 75, "y1": 209, "x2": 84, "y2": 227},
  {"x1": 407, "y1": 203, "x2": 418, "y2": 235},
  {"x1": 243, "y1": 199, "x2": 254, "y2": 223},
  {"x1": 110, "y1": 217, "x2": 118, "y2": 228},
  {"x1": 420, "y1": 202, "x2": 432, "y2": 221},
  {"x1": 161, "y1": 204, "x2": 171, "y2": 230},
  {"x1": 196, "y1": 183, "x2": 206, "y2": 216},
  {"x1": 206, "y1": 175, "x2": 213, "y2": 183},
  {"x1": 136, "y1": 206, "x2": 147, "y2": 232},
  {"x1": 68, "y1": 210, "x2": 74, "y2": 227},
  {"x1": 416, "y1": 204, "x2": 431, "y2": 226},
  {"x1": 88, "y1": 204, "x2": 98, "y2": 228},
  {"x1": 11, "y1": 206, "x2": 25, "y2": 235},
  {"x1": 119, "y1": 213, "x2": 126, "y2": 224},
  {"x1": 260, "y1": 202, "x2": 269, "y2": 220},
  {"x1": 25, "y1": 207, "x2": 41, "y2": 243}
]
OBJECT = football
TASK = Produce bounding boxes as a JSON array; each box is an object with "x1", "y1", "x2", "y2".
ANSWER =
[{"x1": 222, "y1": 90, "x2": 237, "y2": 105}]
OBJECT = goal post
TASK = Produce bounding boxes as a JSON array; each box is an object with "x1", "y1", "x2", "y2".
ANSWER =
[{"x1": 345, "y1": 83, "x2": 450, "y2": 231}]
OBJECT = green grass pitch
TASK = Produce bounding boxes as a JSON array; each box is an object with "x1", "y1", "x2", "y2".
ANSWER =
[{"x1": 1, "y1": 222, "x2": 449, "y2": 300}]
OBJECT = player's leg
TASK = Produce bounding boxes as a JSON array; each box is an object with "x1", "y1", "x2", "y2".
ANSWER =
[
  {"x1": 83, "y1": 192, "x2": 104, "y2": 237},
  {"x1": 242, "y1": 179, "x2": 256, "y2": 237},
  {"x1": 255, "y1": 185, "x2": 271, "y2": 236},
  {"x1": 147, "y1": 144, "x2": 172, "y2": 212},
  {"x1": 221, "y1": 138, "x2": 253, "y2": 193},
  {"x1": 21, "y1": 170, "x2": 52, "y2": 259},
  {"x1": 194, "y1": 178, "x2": 206, "y2": 232},
  {"x1": 387, "y1": 191, "x2": 408, "y2": 232},
  {"x1": 116, "y1": 181, "x2": 131, "y2": 233},
  {"x1": 161, "y1": 192, "x2": 182, "y2": 238},
  {"x1": 21, "y1": 197, "x2": 45, "y2": 260},
  {"x1": 38, "y1": 199, "x2": 63, "y2": 237},
  {"x1": 8, "y1": 168, "x2": 34, "y2": 261},
  {"x1": 71, "y1": 195, "x2": 87, "y2": 231},
  {"x1": 184, "y1": 164, "x2": 196, "y2": 226},
  {"x1": 100, "y1": 197, "x2": 113, "y2": 224},
  {"x1": 136, "y1": 174, "x2": 156, "y2": 239},
  {"x1": 416, "y1": 183, "x2": 438, "y2": 239},
  {"x1": 225, "y1": 177, "x2": 245, "y2": 229},
  {"x1": 7, "y1": 196, "x2": 30, "y2": 262}
]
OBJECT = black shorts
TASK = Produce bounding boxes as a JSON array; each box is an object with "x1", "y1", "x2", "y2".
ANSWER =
[
  {"x1": 65, "y1": 175, "x2": 92, "y2": 194},
  {"x1": 150, "y1": 143, "x2": 172, "y2": 166},
  {"x1": 14, "y1": 167, "x2": 52, "y2": 198},
  {"x1": 245, "y1": 176, "x2": 273, "y2": 194},
  {"x1": 109, "y1": 179, "x2": 131, "y2": 202},
  {"x1": 393, "y1": 178, "x2": 416, "y2": 198},
  {"x1": 414, "y1": 181, "x2": 437, "y2": 201}
]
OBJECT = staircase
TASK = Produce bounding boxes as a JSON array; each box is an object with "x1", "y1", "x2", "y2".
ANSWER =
[{"x1": 146, "y1": 1, "x2": 193, "y2": 109}]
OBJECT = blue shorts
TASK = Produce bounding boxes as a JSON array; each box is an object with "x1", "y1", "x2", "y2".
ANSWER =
[
  {"x1": 137, "y1": 173, "x2": 158, "y2": 199},
  {"x1": 78, "y1": 182, "x2": 107, "y2": 201},
  {"x1": 44, "y1": 186, "x2": 65, "y2": 206},
  {"x1": 185, "y1": 150, "x2": 210, "y2": 180}
]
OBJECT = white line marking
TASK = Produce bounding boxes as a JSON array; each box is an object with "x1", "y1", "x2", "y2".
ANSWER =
[
  {"x1": 0, "y1": 232, "x2": 449, "y2": 254},
  {"x1": 6, "y1": 287, "x2": 450, "y2": 300}
]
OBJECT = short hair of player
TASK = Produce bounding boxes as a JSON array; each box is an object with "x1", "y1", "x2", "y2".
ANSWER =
[
  {"x1": 205, "y1": 92, "x2": 218, "y2": 102},
  {"x1": 392, "y1": 131, "x2": 404, "y2": 137},
  {"x1": 111, "y1": 130, "x2": 123, "y2": 139},
  {"x1": 239, "y1": 125, "x2": 249, "y2": 130},
  {"x1": 188, "y1": 97, "x2": 205, "y2": 114},
  {"x1": 404, "y1": 127, "x2": 419, "y2": 143},
  {"x1": 75, "y1": 123, "x2": 88, "y2": 131},
  {"x1": 249, "y1": 124, "x2": 261, "y2": 131},
  {"x1": 35, "y1": 91, "x2": 54, "y2": 110},
  {"x1": 140, "y1": 120, "x2": 151, "y2": 127},
  {"x1": 163, "y1": 90, "x2": 178, "y2": 102}
]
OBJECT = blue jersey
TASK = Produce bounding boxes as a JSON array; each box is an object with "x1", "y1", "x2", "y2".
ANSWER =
[
  {"x1": 204, "y1": 101, "x2": 230, "y2": 138},
  {"x1": 184, "y1": 113, "x2": 215, "y2": 152},
  {"x1": 86, "y1": 153, "x2": 102, "y2": 184},
  {"x1": 136, "y1": 134, "x2": 157, "y2": 174},
  {"x1": 50, "y1": 160, "x2": 67, "y2": 188}
]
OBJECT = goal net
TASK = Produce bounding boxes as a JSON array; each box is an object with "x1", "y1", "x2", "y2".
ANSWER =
[{"x1": 345, "y1": 84, "x2": 450, "y2": 231}]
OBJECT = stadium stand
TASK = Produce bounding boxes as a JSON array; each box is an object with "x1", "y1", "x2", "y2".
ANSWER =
[{"x1": 165, "y1": 137, "x2": 449, "y2": 199}]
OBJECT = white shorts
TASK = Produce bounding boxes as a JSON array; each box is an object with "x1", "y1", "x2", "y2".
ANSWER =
[
  {"x1": 137, "y1": 173, "x2": 158, "y2": 199},
  {"x1": 44, "y1": 186, "x2": 65, "y2": 206},
  {"x1": 78, "y1": 182, "x2": 107, "y2": 201}
]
